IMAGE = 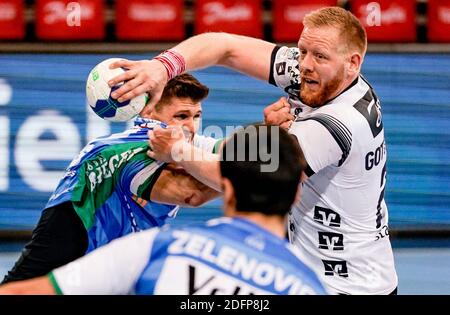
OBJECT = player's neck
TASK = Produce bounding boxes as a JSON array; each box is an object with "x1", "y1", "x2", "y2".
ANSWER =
[
  {"x1": 326, "y1": 74, "x2": 360, "y2": 104},
  {"x1": 232, "y1": 212, "x2": 286, "y2": 239}
]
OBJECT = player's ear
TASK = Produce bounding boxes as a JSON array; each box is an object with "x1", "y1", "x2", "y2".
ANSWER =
[
  {"x1": 141, "y1": 93, "x2": 157, "y2": 118},
  {"x1": 348, "y1": 52, "x2": 362, "y2": 75},
  {"x1": 143, "y1": 104, "x2": 156, "y2": 119}
]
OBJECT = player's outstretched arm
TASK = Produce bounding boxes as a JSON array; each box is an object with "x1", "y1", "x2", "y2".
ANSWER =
[
  {"x1": 1, "y1": 231, "x2": 159, "y2": 295},
  {"x1": 171, "y1": 32, "x2": 275, "y2": 80},
  {"x1": 150, "y1": 165, "x2": 221, "y2": 207},
  {"x1": 108, "y1": 32, "x2": 276, "y2": 111},
  {"x1": 0, "y1": 276, "x2": 55, "y2": 295}
]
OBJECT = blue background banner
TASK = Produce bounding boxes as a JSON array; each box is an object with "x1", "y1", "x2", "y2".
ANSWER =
[{"x1": 0, "y1": 53, "x2": 449, "y2": 231}]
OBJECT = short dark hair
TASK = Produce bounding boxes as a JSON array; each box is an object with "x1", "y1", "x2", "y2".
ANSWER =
[
  {"x1": 220, "y1": 124, "x2": 306, "y2": 216},
  {"x1": 155, "y1": 73, "x2": 209, "y2": 111}
]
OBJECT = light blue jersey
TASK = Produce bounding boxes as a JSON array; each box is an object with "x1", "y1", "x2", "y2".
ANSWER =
[
  {"x1": 45, "y1": 117, "x2": 219, "y2": 252},
  {"x1": 51, "y1": 217, "x2": 328, "y2": 295}
]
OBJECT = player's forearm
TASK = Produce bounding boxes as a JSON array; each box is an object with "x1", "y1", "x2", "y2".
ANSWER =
[
  {"x1": 171, "y1": 32, "x2": 275, "y2": 81},
  {"x1": 176, "y1": 142, "x2": 222, "y2": 192},
  {"x1": 0, "y1": 276, "x2": 56, "y2": 295},
  {"x1": 150, "y1": 166, "x2": 220, "y2": 207}
]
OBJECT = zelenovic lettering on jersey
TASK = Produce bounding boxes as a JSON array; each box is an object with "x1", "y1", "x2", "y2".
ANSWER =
[
  {"x1": 51, "y1": 218, "x2": 327, "y2": 295},
  {"x1": 158, "y1": 230, "x2": 318, "y2": 295}
]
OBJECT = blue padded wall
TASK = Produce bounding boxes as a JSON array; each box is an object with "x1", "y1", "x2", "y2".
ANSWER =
[{"x1": 0, "y1": 53, "x2": 448, "y2": 231}]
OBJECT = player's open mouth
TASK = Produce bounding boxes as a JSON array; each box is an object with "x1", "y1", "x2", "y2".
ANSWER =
[
  {"x1": 303, "y1": 78, "x2": 320, "y2": 91},
  {"x1": 304, "y1": 78, "x2": 319, "y2": 85}
]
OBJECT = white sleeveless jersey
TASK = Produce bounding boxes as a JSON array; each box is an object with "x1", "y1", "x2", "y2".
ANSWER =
[{"x1": 270, "y1": 46, "x2": 398, "y2": 294}]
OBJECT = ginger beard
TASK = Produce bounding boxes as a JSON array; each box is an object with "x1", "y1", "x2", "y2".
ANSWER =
[{"x1": 300, "y1": 64, "x2": 345, "y2": 107}]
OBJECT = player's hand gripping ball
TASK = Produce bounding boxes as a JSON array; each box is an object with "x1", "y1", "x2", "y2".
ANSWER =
[{"x1": 86, "y1": 58, "x2": 148, "y2": 122}]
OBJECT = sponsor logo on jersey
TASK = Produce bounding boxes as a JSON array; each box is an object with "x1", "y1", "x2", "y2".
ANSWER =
[
  {"x1": 322, "y1": 260, "x2": 348, "y2": 277},
  {"x1": 276, "y1": 62, "x2": 286, "y2": 75},
  {"x1": 318, "y1": 232, "x2": 344, "y2": 251},
  {"x1": 313, "y1": 206, "x2": 341, "y2": 227},
  {"x1": 87, "y1": 147, "x2": 145, "y2": 191}
]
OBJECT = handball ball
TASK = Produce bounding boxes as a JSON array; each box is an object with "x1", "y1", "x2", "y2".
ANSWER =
[{"x1": 86, "y1": 58, "x2": 147, "y2": 122}]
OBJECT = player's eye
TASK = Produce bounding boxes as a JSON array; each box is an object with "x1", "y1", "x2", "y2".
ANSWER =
[{"x1": 175, "y1": 114, "x2": 188, "y2": 120}]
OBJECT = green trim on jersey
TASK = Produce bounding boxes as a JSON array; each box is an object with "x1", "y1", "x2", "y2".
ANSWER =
[
  {"x1": 71, "y1": 141, "x2": 157, "y2": 230},
  {"x1": 212, "y1": 138, "x2": 225, "y2": 154},
  {"x1": 48, "y1": 272, "x2": 63, "y2": 295}
]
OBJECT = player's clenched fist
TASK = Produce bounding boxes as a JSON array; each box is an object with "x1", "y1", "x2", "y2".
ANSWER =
[
  {"x1": 263, "y1": 97, "x2": 294, "y2": 130},
  {"x1": 148, "y1": 125, "x2": 186, "y2": 163}
]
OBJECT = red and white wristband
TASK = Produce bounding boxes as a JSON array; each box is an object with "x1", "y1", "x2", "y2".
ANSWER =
[{"x1": 153, "y1": 50, "x2": 186, "y2": 81}]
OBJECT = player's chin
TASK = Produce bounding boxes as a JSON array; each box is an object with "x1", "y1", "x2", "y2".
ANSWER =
[
  {"x1": 302, "y1": 82, "x2": 321, "y2": 94},
  {"x1": 300, "y1": 91, "x2": 324, "y2": 108}
]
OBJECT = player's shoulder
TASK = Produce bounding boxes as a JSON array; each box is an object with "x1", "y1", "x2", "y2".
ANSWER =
[
  {"x1": 273, "y1": 46, "x2": 299, "y2": 61},
  {"x1": 270, "y1": 46, "x2": 300, "y2": 93},
  {"x1": 163, "y1": 217, "x2": 261, "y2": 242},
  {"x1": 89, "y1": 117, "x2": 166, "y2": 148},
  {"x1": 104, "y1": 227, "x2": 161, "y2": 255},
  {"x1": 296, "y1": 104, "x2": 354, "y2": 137},
  {"x1": 133, "y1": 117, "x2": 166, "y2": 130},
  {"x1": 271, "y1": 46, "x2": 300, "y2": 77},
  {"x1": 331, "y1": 76, "x2": 384, "y2": 137},
  {"x1": 169, "y1": 217, "x2": 233, "y2": 236},
  {"x1": 330, "y1": 75, "x2": 375, "y2": 111}
]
